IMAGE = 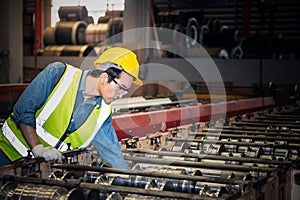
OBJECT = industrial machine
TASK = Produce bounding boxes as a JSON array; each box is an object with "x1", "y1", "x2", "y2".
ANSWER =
[{"x1": 1, "y1": 102, "x2": 299, "y2": 199}]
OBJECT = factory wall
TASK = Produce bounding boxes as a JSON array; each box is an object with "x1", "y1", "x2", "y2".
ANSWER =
[{"x1": 0, "y1": 0, "x2": 23, "y2": 83}]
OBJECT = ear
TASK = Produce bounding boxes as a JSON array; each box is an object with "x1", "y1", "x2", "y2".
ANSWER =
[{"x1": 100, "y1": 72, "x2": 109, "y2": 83}]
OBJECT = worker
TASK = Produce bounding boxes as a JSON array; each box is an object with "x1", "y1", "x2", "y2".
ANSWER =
[{"x1": 0, "y1": 47, "x2": 143, "y2": 169}]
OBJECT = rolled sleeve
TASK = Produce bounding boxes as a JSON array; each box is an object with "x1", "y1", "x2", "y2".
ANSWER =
[{"x1": 92, "y1": 115, "x2": 129, "y2": 169}]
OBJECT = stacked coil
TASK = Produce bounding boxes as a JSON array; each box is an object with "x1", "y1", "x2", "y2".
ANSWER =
[{"x1": 41, "y1": 6, "x2": 123, "y2": 57}]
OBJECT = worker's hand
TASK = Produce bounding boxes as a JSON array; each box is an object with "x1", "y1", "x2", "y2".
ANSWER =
[{"x1": 32, "y1": 144, "x2": 63, "y2": 162}]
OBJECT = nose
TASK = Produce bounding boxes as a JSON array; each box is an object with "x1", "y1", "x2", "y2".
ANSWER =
[{"x1": 116, "y1": 91, "x2": 124, "y2": 99}]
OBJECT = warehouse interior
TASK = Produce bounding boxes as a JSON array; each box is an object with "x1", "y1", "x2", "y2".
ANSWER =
[{"x1": 0, "y1": 0, "x2": 300, "y2": 199}]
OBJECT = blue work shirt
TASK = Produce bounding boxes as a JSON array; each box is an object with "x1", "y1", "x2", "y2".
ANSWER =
[{"x1": 11, "y1": 61, "x2": 129, "y2": 169}]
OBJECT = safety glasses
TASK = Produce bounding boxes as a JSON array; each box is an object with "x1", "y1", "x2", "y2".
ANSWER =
[{"x1": 112, "y1": 79, "x2": 129, "y2": 95}]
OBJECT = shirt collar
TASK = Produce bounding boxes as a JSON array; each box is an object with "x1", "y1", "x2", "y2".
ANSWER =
[{"x1": 80, "y1": 70, "x2": 102, "y2": 106}]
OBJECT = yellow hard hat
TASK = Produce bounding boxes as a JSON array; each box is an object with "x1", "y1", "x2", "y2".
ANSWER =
[{"x1": 93, "y1": 47, "x2": 143, "y2": 86}]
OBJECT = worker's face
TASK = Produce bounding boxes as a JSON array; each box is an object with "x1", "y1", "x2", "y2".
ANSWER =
[{"x1": 101, "y1": 71, "x2": 133, "y2": 104}]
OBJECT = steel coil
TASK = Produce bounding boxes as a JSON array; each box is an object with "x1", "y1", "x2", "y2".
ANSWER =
[
  {"x1": 97, "y1": 16, "x2": 110, "y2": 24},
  {"x1": 185, "y1": 17, "x2": 199, "y2": 48},
  {"x1": 58, "y1": 6, "x2": 88, "y2": 22},
  {"x1": 38, "y1": 45, "x2": 65, "y2": 56},
  {"x1": 107, "y1": 17, "x2": 123, "y2": 43},
  {"x1": 85, "y1": 16, "x2": 94, "y2": 25},
  {"x1": 10, "y1": 183, "x2": 68, "y2": 200},
  {"x1": 55, "y1": 21, "x2": 87, "y2": 45},
  {"x1": 43, "y1": 27, "x2": 56, "y2": 46},
  {"x1": 39, "y1": 45, "x2": 96, "y2": 57},
  {"x1": 85, "y1": 23, "x2": 109, "y2": 45}
]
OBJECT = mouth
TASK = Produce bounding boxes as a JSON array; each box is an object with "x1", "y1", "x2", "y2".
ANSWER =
[{"x1": 110, "y1": 98, "x2": 117, "y2": 103}]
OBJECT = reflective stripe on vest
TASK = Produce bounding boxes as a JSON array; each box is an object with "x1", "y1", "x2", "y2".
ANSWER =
[
  {"x1": 2, "y1": 121, "x2": 28, "y2": 157},
  {"x1": 80, "y1": 101, "x2": 111, "y2": 148},
  {"x1": 35, "y1": 65, "x2": 77, "y2": 150}
]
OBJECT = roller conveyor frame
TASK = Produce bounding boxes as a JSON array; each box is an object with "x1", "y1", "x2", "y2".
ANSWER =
[
  {"x1": 50, "y1": 163, "x2": 275, "y2": 199},
  {"x1": 50, "y1": 164, "x2": 251, "y2": 199},
  {"x1": 2, "y1": 99, "x2": 299, "y2": 199}
]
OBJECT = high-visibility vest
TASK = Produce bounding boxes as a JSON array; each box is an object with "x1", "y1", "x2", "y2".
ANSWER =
[{"x1": 0, "y1": 64, "x2": 112, "y2": 161}]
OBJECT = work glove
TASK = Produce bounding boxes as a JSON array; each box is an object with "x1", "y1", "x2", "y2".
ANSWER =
[{"x1": 32, "y1": 144, "x2": 63, "y2": 162}]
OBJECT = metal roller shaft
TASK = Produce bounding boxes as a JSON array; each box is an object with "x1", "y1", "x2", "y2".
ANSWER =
[
  {"x1": 123, "y1": 149, "x2": 291, "y2": 166},
  {"x1": 52, "y1": 164, "x2": 248, "y2": 186}
]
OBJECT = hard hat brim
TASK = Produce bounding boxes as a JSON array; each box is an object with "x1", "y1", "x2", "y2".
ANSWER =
[{"x1": 134, "y1": 78, "x2": 143, "y2": 86}]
